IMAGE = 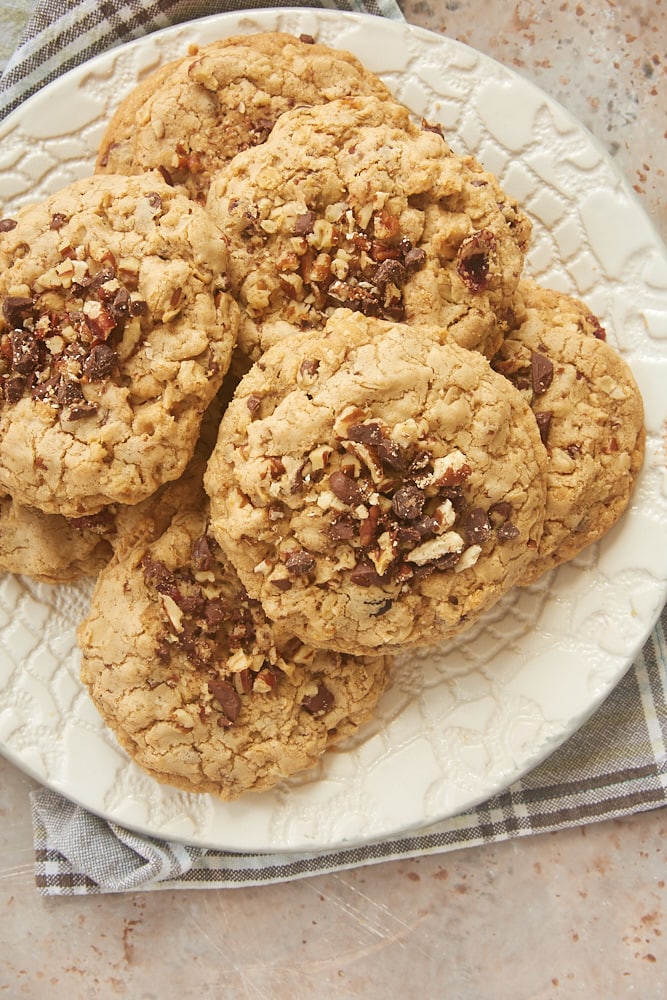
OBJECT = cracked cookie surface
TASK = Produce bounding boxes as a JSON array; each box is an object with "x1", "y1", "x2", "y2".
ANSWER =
[
  {"x1": 95, "y1": 32, "x2": 393, "y2": 202},
  {"x1": 204, "y1": 309, "x2": 548, "y2": 654},
  {"x1": 77, "y1": 481, "x2": 391, "y2": 800},
  {"x1": 0, "y1": 173, "x2": 238, "y2": 517},
  {"x1": 493, "y1": 280, "x2": 645, "y2": 582},
  {"x1": 205, "y1": 95, "x2": 530, "y2": 365}
]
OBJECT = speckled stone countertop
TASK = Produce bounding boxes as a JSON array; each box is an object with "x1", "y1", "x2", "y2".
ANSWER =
[{"x1": 1, "y1": 3, "x2": 666, "y2": 998}]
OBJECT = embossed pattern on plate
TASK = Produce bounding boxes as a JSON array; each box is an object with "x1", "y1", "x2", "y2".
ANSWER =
[{"x1": 1, "y1": 9, "x2": 666, "y2": 852}]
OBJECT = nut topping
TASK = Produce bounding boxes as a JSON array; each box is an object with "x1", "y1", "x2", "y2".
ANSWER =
[
  {"x1": 142, "y1": 534, "x2": 294, "y2": 728},
  {"x1": 0, "y1": 253, "x2": 147, "y2": 415}
]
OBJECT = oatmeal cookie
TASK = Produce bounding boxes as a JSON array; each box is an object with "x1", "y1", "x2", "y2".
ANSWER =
[
  {"x1": 205, "y1": 95, "x2": 530, "y2": 364},
  {"x1": 0, "y1": 491, "x2": 113, "y2": 583},
  {"x1": 77, "y1": 493, "x2": 391, "y2": 800},
  {"x1": 95, "y1": 32, "x2": 393, "y2": 202},
  {"x1": 493, "y1": 280, "x2": 645, "y2": 581},
  {"x1": 0, "y1": 173, "x2": 238, "y2": 518},
  {"x1": 204, "y1": 309, "x2": 547, "y2": 654}
]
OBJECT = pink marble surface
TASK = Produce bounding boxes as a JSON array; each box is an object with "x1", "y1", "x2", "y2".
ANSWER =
[{"x1": 1, "y1": 3, "x2": 666, "y2": 997}]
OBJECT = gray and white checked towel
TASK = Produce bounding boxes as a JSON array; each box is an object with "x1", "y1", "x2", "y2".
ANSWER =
[{"x1": 2, "y1": 1, "x2": 667, "y2": 895}]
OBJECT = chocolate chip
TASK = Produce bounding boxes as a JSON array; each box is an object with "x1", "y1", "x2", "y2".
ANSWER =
[
  {"x1": 465, "y1": 507, "x2": 492, "y2": 546},
  {"x1": 271, "y1": 577, "x2": 293, "y2": 591},
  {"x1": 192, "y1": 534, "x2": 216, "y2": 572},
  {"x1": 534, "y1": 410, "x2": 552, "y2": 444},
  {"x1": 49, "y1": 213, "x2": 68, "y2": 231},
  {"x1": 293, "y1": 210, "x2": 318, "y2": 236},
  {"x1": 204, "y1": 598, "x2": 228, "y2": 627},
  {"x1": 246, "y1": 394, "x2": 262, "y2": 417},
  {"x1": 403, "y1": 246, "x2": 427, "y2": 272},
  {"x1": 456, "y1": 230, "x2": 496, "y2": 292},
  {"x1": 421, "y1": 117, "x2": 445, "y2": 138},
  {"x1": 374, "y1": 258, "x2": 407, "y2": 289},
  {"x1": 142, "y1": 556, "x2": 178, "y2": 596},
  {"x1": 83, "y1": 342, "x2": 118, "y2": 380},
  {"x1": 329, "y1": 469, "x2": 365, "y2": 506},
  {"x1": 392, "y1": 484, "x2": 425, "y2": 520},
  {"x1": 66, "y1": 400, "x2": 99, "y2": 421},
  {"x1": 497, "y1": 522, "x2": 520, "y2": 542},
  {"x1": 299, "y1": 358, "x2": 320, "y2": 378},
  {"x1": 369, "y1": 599, "x2": 393, "y2": 617},
  {"x1": 349, "y1": 562, "x2": 384, "y2": 587},
  {"x1": 329, "y1": 516, "x2": 356, "y2": 541},
  {"x1": 377, "y1": 436, "x2": 407, "y2": 471},
  {"x1": 146, "y1": 192, "x2": 163, "y2": 212},
  {"x1": 208, "y1": 679, "x2": 241, "y2": 724},
  {"x1": 0, "y1": 219, "x2": 18, "y2": 232},
  {"x1": 531, "y1": 352, "x2": 553, "y2": 395},
  {"x1": 488, "y1": 501, "x2": 512, "y2": 524},
  {"x1": 3, "y1": 375, "x2": 27, "y2": 404},
  {"x1": 285, "y1": 550, "x2": 316, "y2": 576},
  {"x1": 302, "y1": 682, "x2": 335, "y2": 716},
  {"x1": 67, "y1": 509, "x2": 116, "y2": 534},
  {"x1": 2, "y1": 295, "x2": 34, "y2": 328},
  {"x1": 347, "y1": 422, "x2": 381, "y2": 445},
  {"x1": 11, "y1": 329, "x2": 44, "y2": 375}
]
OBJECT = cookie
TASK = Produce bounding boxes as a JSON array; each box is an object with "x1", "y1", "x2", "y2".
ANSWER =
[
  {"x1": 493, "y1": 280, "x2": 645, "y2": 581},
  {"x1": 0, "y1": 491, "x2": 113, "y2": 583},
  {"x1": 205, "y1": 95, "x2": 530, "y2": 364},
  {"x1": 95, "y1": 32, "x2": 393, "y2": 202},
  {"x1": 77, "y1": 486, "x2": 391, "y2": 800},
  {"x1": 0, "y1": 172, "x2": 238, "y2": 518},
  {"x1": 204, "y1": 309, "x2": 548, "y2": 654}
]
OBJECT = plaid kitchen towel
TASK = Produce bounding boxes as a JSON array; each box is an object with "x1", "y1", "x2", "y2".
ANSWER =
[
  {"x1": 2, "y1": 0, "x2": 667, "y2": 895},
  {"x1": 0, "y1": 0, "x2": 404, "y2": 118}
]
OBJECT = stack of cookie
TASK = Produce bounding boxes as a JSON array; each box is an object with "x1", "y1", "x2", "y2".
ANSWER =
[{"x1": 0, "y1": 33, "x2": 645, "y2": 800}]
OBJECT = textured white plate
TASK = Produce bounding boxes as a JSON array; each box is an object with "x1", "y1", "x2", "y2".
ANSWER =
[{"x1": 1, "y1": 8, "x2": 667, "y2": 853}]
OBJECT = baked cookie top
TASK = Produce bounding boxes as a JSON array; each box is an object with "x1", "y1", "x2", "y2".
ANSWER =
[
  {"x1": 204, "y1": 309, "x2": 548, "y2": 654},
  {"x1": 77, "y1": 499, "x2": 391, "y2": 801},
  {"x1": 493, "y1": 280, "x2": 645, "y2": 581},
  {"x1": 0, "y1": 491, "x2": 113, "y2": 583},
  {"x1": 95, "y1": 32, "x2": 393, "y2": 202},
  {"x1": 205, "y1": 95, "x2": 530, "y2": 364},
  {"x1": 0, "y1": 173, "x2": 238, "y2": 518}
]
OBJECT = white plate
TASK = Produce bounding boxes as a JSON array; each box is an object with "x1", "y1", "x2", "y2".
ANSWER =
[{"x1": 1, "y1": 8, "x2": 667, "y2": 853}]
